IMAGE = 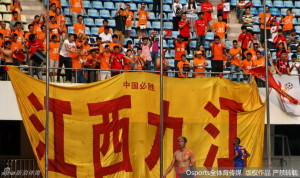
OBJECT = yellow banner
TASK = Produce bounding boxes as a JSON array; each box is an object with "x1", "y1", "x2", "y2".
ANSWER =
[{"x1": 8, "y1": 66, "x2": 265, "y2": 178}]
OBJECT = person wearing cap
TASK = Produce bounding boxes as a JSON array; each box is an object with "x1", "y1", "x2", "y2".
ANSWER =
[
  {"x1": 115, "y1": 5, "x2": 126, "y2": 46},
  {"x1": 137, "y1": 3, "x2": 150, "y2": 37},
  {"x1": 193, "y1": 51, "x2": 208, "y2": 78}
]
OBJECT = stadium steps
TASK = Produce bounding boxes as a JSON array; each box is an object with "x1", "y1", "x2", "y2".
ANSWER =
[{"x1": 21, "y1": 0, "x2": 46, "y2": 23}]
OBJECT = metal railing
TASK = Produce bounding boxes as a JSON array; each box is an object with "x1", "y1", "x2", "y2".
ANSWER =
[{"x1": 0, "y1": 159, "x2": 42, "y2": 177}]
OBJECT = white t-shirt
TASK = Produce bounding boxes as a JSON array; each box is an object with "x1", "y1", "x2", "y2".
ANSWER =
[
  {"x1": 289, "y1": 61, "x2": 300, "y2": 75},
  {"x1": 99, "y1": 32, "x2": 112, "y2": 46},
  {"x1": 172, "y1": 3, "x2": 183, "y2": 17},
  {"x1": 185, "y1": 4, "x2": 198, "y2": 18},
  {"x1": 59, "y1": 39, "x2": 76, "y2": 57}
]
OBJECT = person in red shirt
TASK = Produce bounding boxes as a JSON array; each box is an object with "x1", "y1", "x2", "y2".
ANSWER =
[
  {"x1": 194, "y1": 12, "x2": 208, "y2": 49},
  {"x1": 238, "y1": 26, "x2": 252, "y2": 57},
  {"x1": 274, "y1": 29, "x2": 287, "y2": 49},
  {"x1": 110, "y1": 45, "x2": 124, "y2": 76},
  {"x1": 217, "y1": 0, "x2": 229, "y2": 23},
  {"x1": 201, "y1": 0, "x2": 213, "y2": 24},
  {"x1": 26, "y1": 34, "x2": 44, "y2": 79},
  {"x1": 178, "y1": 13, "x2": 191, "y2": 56},
  {"x1": 275, "y1": 50, "x2": 290, "y2": 75}
]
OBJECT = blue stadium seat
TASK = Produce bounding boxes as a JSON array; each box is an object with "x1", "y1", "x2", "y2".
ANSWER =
[
  {"x1": 61, "y1": 0, "x2": 69, "y2": 8},
  {"x1": 281, "y1": 8, "x2": 288, "y2": 16},
  {"x1": 190, "y1": 40, "x2": 197, "y2": 49},
  {"x1": 163, "y1": 5, "x2": 172, "y2": 13},
  {"x1": 84, "y1": 18, "x2": 95, "y2": 27},
  {"x1": 284, "y1": 1, "x2": 293, "y2": 8},
  {"x1": 295, "y1": 26, "x2": 300, "y2": 34},
  {"x1": 269, "y1": 8, "x2": 279, "y2": 16},
  {"x1": 293, "y1": 18, "x2": 299, "y2": 25},
  {"x1": 147, "y1": 21, "x2": 152, "y2": 29},
  {"x1": 293, "y1": 9, "x2": 300, "y2": 17},
  {"x1": 152, "y1": 21, "x2": 161, "y2": 30},
  {"x1": 148, "y1": 4, "x2": 153, "y2": 11},
  {"x1": 253, "y1": 25, "x2": 260, "y2": 33},
  {"x1": 130, "y1": 29, "x2": 137, "y2": 38},
  {"x1": 168, "y1": 40, "x2": 174, "y2": 48},
  {"x1": 250, "y1": 7, "x2": 258, "y2": 16},
  {"x1": 165, "y1": 51, "x2": 171, "y2": 58},
  {"x1": 95, "y1": 19, "x2": 103, "y2": 27},
  {"x1": 144, "y1": 0, "x2": 153, "y2": 4},
  {"x1": 88, "y1": 9, "x2": 99, "y2": 18},
  {"x1": 205, "y1": 32, "x2": 214, "y2": 41},
  {"x1": 169, "y1": 59, "x2": 175, "y2": 67},
  {"x1": 111, "y1": 10, "x2": 116, "y2": 17},
  {"x1": 295, "y1": 1, "x2": 300, "y2": 8},
  {"x1": 170, "y1": 50, "x2": 175, "y2": 58},
  {"x1": 68, "y1": 26, "x2": 74, "y2": 34},
  {"x1": 230, "y1": 0, "x2": 237, "y2": 6},
  {"x1": 167, "y1": 13, "x2": 173, "y2": 20},
  {"x1": 258, "y1": 8, "x2": 263, "y2": 14},
  {"x1": 108, "y1": 19, "x2": 116, "y2": 28},
  {"x1": 134, "y1": 38, "x2": 140, "y2": 47},
  {"x1": 63, "y1": 8, "x2": 70, "y2": 16},
  {"x1": 164, "y1": 0, "x2": 172, "y2": 5},
  {"x1": 100, "y1": 10, "x2": 111, "y2": 18},
  {"x1": 65, "y1": 17, "x2": 72, "y2": 26},
  {"x1": 225, "y1": 41, "x2": 232, "y2": 49},
  {"x1": 204, "y1": 41, "x2": 210, "y2": 50},
  {"x1": 158, "y1": 40, "x2": 168, "y2": 48},
  {"x1": 172, "y1": 31, "x2": 179, "y2": 38},
  {"x1": 83, "y1": 1, "x2": 91, "y2": 9},
  {"x1": 252, "y1": 0, "x2": 262, "y2": 7},
  {"x1": 253, "y1": 16, "x2": 259, "y2": 24},
  {"x1": 92, "y1": 1, "x2": 103, "y2": 10},
  {"x1": 273, "y1": 1, "x2": 283, "y2": 8},
  {"x1": 124, "y1": 38, "x2": 132, "y2": 45},
  {"x1": 91, "y1": 27, "x2": 98, "y2": 36},
  {"x1": 104, "y1": 2, "x2": 115, "y2": 10},
  {"x1": 266, "y1": 1, "x2": 273, "y2": 7},
  {"x1": 128, "y1": 3, "x2": 138, "y2": 11},
  {"x1": 149, "y1": 12, "x2": 157, "y2": 20},
  {"x1": 164, "y1": 22, "x2": 173, "y2": 29},
  {"x1": 85, "y1": 27, "x2": 91, "y2": 35}
]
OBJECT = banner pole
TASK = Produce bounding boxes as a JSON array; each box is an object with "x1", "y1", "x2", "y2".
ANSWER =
[
  {"x1": 263, "y1": 0, "x2": 272, "y2": 168},
  {"x1": 45, "y1": 0, "x2": 50, "y2": 177},
  {"x1": 159, "y1": 0, "x2": 164, "y2": 177}
]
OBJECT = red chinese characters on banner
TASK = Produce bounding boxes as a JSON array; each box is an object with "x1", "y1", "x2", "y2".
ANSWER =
[
  {"x1": 88, "y1": 95, "x2": 133, "y2": 178},
  {"x1": 123, "y1": 81, "x2": 155, "y2": 91},
  {"x1": 203, "y1": 97, "x2": 244, "y2": 169},
  {"x1": 145, "y1": 101, "x2": 183, "y2": 170}
]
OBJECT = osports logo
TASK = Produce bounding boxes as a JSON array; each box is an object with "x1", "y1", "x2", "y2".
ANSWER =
[{"x1": 175, "y1": 168, "x2": 185, "y2": 178}]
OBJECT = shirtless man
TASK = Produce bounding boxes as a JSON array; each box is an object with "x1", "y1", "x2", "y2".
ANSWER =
[
  {"x1": 2, "y1": 41, "x2": 16, "y2": 65},
  {"x1": 163, "y1": 136, "x2": 196, "y2": 178}
]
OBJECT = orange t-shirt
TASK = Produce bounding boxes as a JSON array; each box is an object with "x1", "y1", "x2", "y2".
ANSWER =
[
  {"x1": 211, "y1": 42, "x2": 225, "y2": 61},
  {"x1": 244, "y1": 49, "x2": 257, "y2": 59},
  {"x1": 177, "y1": 60, "x2": 190, "y2": 78},
  {"x1": 97, "y1": 26, "x2": 113, "y2": 34},
  {"x1": 49, "y1": 23, "x2": 60, "y2": 40},
  {"x1": 253, "y1": 57, "x2": 265, "y2": 67},
  {"x1": 50, "y1": 0, "x2": 62, "y2": 8},
  {"x1": 10, "y1": 4, "x2": 21, "y2": 20},
  {"x1": 193, "y1": 58, "x2": 207, "y2": 77},
  {"x1": 49, "y1": 10, "x2": 56, "y2": 17},
  {"x1": 11, "y1": 41, "x2": 22, "y2": 58},
  {"x1": 282, "y1": 16, "x2": 294, "y2": 31},
  {"x1": 100, "y1": 52, "x2": 111, "y2": 69},
  {"x1": 123, "y1": 10, "x2": 134, "y2": 27},
  {"x1": 0, "y1": 38, "x2": 3, "y2": 48},
  {"x1": 37, "y1": 32, "x2": 46, "y2": 41},
  {"x1": 211, "y1": 21, "x2": 228, "y2": 39},
  {"x1": 109, "y1": 42, "x2": 120, "y2": 51},
  {"x1": 70, "y1": 50, "x2": 81, "y2": 69},
  {"x1": 74, "y1": 23, "x2": 86, "y2": 35},
  {"x1": 241, "y1": 59, "x2": 254, "y2": 72},
  {"x1": 124, "y1": 56, "x2": 133, "y2": 70},
  {"x1": 14, "y1": 29, "x2": 24, "y2": 45},
  {"x1": 32, "y1": 22, "x2": 43, "y2": 34},
  {"x1": 0, "y1": 29, "x2": 11, "y2": 37},
  {"x1": 70, "y1": 0, "x2": 83, "y2": 14},
  {"x1": 229, "y1": 47, "x2": 242, "y2": 66},
  {"x1": 86, "y1": 54, "x2": 100, "y2": 68},
  {"x1": 135, "y1": 55, "x2": 146, "y2": 70},
  {"x1": 138, "y1": 10, "x2": 148, "y2": 27},
  {"x1": 259, "y1": 12, "x2": 271, "y2": 29},
  {"x1": 25, "y1": 32, "x2": 34, "y2": 41},
  {"x1": 80, "y1": 43, "x2": 90, "y2": 60},
  {"x1": 56, "y1": 14, "x2": 67, "y2": 31},
  {"x1": 174, "y1": 41, "x2": 188, "y2": 61},
  {"x1": 49, "y1": 42, "x2": 60, "y2": 60}
]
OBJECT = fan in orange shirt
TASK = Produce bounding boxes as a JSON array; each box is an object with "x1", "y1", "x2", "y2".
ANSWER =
[
  {"x1": 253, "y1": 51, "x2": 265, "y2": 67},
  {"x1": 70, "y1": 0, "x2": 85, "y2": 23},
  {"x1": 49, "y1": 16, "x2": 61, "y2": 41},
  {"x1": 10, "y1": 0, "x2": 22, "y2": 20},
  {"x1": 0, "y1": 21, "x2": 11, "y2": 40},
  {"x1": 193, "y1": 51, "x2": 208, "y2": 78},
  {"x1": 55, "y1": 8, "x2": 67, "y2": 40},
  {"x1": 97, "y1": 20, "x2": 113, "y2": 34},
  {"x1": 123, "y1": 4, "x2": 136, "y2": 38},
  {"x1": 211, "y1": 15, "x2": 229, "y2": 42},
  {"x1": 241, "y1": 53, "x2": 254, "y2": 72},
  {"x1": 229, "y1": 40, "x2": 242, "y2": 82},
  {"x1": 134, "y1": 48, "x2": 146, "y2": 70},
  {"x1": 13, "y1": 22, "x2": 24, "y2": 45},
  {"x1": 11, "y1": 33, "x2": 24, "y2": 63},
  {"x1": 99, "y1": 45, "x2": 112, "y2": 80},
  {"x1": 137, "y1": 3, "x2": 149, "y2": 36},
  {"x1": 123, "y1": 50, "x2": 134, "y2": 71},
  {"x1": 178, "y1": 54, "x2": 192, "y2": 78},
  {"x1": 49, "y1": 3, "x2": 57, "y2": 17},
  {"x1": 49, "y1": 35, "x2": 60, "y2": 80},
  {"x1": 73, "y1": 15, "x2": 86, "y2": 39},
  {"x1": 25, "y1": 24, "x2": 35, "y2": 41},
  {"x1": 50, "y1": 0, "x2": 61, "y2": 8},
  {"x1": 85, "y1": 49, "x2": 100, "y2": 82},
  {"x1": 108, "y1": 35, "x2": 121, "y2": 51},
  {"x1": 31, "y1": 15, "x2": 44, "y2": 34},
  {"x1": 281, "y1": 9, "x2": 296, "y2": 36}
]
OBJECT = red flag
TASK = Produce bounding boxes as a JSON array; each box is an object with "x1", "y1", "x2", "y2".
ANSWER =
[{"x1": 248, "y1": 66, "x2": 298, "y2": 104}]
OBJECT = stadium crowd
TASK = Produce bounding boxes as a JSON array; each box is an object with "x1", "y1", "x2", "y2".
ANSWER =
[{"x1": 0, "y1": 0, "x2": 299, "y2": 84}]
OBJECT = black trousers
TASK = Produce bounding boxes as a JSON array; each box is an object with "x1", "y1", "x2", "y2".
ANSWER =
[
  {"x1": 152, "y1": 0, "x2": 161, "y2": 14},
  {"x1": 211, "y1": 60, "x2": 223, "y2": 76},
  {"x1": 173, "y1": 16, "x2": 181, "y2": 31},
  {"x1": 57, "y1": 55, "x2": 72, "y2": 82},
  {"x1": 260, "y1": 28, "x2": 271, "y2": 42}
]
